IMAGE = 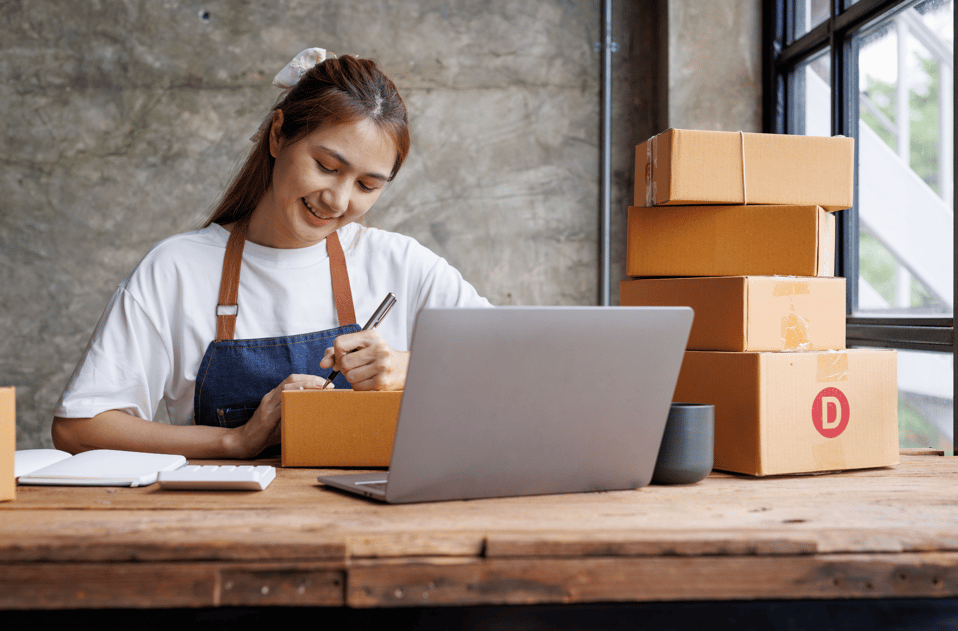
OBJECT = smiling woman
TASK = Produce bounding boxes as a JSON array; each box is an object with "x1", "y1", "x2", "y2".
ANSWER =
[
  {"x1": 50, "y1": 49, "x2": 491, "y2": 460},
  {"x1": 249, "y1": 116, "x2": 396, "y2": 249}
]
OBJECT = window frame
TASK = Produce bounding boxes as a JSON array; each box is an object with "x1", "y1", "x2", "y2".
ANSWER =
[{"x1": 763, "y1": 0, "x2": 957, "y2": 451}]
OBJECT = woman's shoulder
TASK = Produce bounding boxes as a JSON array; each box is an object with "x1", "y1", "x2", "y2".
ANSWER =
[
  {"x1": 344, "y1": 223, "x2": 477, "y2": 289},
  {"x1": 345, "y1": 223, "x2": 439, "y2": 262},
  {"x1": 144, "y1": 224, "x2": 227, "y2": 260},
  {"x1": 120, "y1": 224, "x2": 227, "y2": 293}
]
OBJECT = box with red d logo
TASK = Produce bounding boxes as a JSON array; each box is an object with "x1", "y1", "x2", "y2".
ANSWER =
[{"x1": 672, "y1": 349, "x2": 898, "y2": 476}]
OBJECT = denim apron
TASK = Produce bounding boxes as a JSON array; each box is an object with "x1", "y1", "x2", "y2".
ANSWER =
[{"x1": 193, "y1": 218, "x2": 360, "y2": 428}]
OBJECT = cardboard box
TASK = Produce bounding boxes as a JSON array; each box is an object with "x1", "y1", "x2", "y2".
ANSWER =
[
  {"x1": 673, "y1": 350, "x2": 898, "y2": 476},
  {"x1": 281, "y1": 389, "x2": 402, "y2": 467},
  {"x1": 626, "y1": 205, "x2": 836, "y2": 278},
  {"x1": 1, "y1": 387, "x2": 14, "y2": 502},
  {"x1": 620, "y1": 276, "x2": 846, "y2": 352},
  {"x1": 635, "y1": 129, "x2": 854, "y2": 211}
]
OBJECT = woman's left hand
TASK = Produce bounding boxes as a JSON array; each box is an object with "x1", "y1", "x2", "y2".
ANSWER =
[{"x1": 320, "y1": 329, "x2": 409, "y2": 391}]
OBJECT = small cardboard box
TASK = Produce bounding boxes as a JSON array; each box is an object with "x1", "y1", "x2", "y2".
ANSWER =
[
  {"x1": 673, "y1": 349, "x2": 898, "y2": 476},
  {"x1": 620, "y1": 276, "x2": 846, "y2": 352},
  {"x1": 626, "y1": 205, "x2": 836, "y2": 278},
  {"x1": 1, "y1": 387, "x2": 14, "y2": 502},
  {"x1": 635, "y1": 129, "x2": 854, "y2": 211},
  {"x1": 281, "y1": 390, "x2": 402, "y2": 467}
]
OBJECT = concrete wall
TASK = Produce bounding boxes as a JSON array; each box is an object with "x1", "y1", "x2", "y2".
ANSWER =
[
  {"x1": 1, "y1": 0, "x2": 760, "y2": 448},
  {"x1": 668, "y1": 0, "x2": 763, "y2": 131}
]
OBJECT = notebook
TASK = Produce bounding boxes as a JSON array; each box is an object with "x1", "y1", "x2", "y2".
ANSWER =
[
  {"x1": 16, "y1": 449, "x2": 186, "y2": 487},
  {"x1": 318, "y1": 306, "x2": 693, "y2": 503}
]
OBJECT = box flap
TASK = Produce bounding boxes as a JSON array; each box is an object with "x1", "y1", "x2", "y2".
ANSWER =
[
  {"x1": 818, "y1": 210, "x2": 836, "y2": 276},
  {"x1": 745, "y1": 133, "x2": 855, "y2": 210},
  {"x1": 669, "y1": 129, "x2": 746, "y2": 204}
]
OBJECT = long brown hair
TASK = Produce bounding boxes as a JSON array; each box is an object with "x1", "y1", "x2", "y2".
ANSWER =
[{"x1": 206, "y1": 55, "x2": 410, "y2": 226}]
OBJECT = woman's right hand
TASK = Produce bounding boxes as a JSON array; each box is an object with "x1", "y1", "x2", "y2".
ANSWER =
[{"x1": 224, "y1": 373, "x2": 331, "y2": 459}]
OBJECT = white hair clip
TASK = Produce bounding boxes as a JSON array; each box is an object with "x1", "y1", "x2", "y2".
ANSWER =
[
  {"x1": 271, "y1": 47, "x2": 329, "y2": 89},
  {"x1": 250, "y1": 48, "x2": 331, "y2": 142}
]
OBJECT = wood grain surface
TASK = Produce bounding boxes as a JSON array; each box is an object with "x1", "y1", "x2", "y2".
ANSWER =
[{"x1": 2, "y1": 454, "x2": 957, "y2": 609}]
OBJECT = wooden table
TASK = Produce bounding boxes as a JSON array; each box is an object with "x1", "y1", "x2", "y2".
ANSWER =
[{"x1": 2, "y1": 453, "x2": 957, "y2": 614}]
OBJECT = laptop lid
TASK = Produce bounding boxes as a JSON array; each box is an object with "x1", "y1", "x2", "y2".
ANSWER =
[{"x1": 380, "y1": 306, "x2": 693, "y2": 503}]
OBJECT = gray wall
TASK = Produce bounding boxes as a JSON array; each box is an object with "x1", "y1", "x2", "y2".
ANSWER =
[
  {"x1": 1, "y1": 0, "x2": 760, "y2": 449},
  {"x1": 668, "y1": 0, "x2": 763, "y2": 131}
]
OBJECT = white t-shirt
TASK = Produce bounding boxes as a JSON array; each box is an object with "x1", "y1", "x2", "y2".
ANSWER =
[{"x1": 55, "y1": 222, "x2": 492, "y2": 425}]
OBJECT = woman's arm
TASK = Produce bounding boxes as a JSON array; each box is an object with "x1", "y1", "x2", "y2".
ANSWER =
[
  {"x1": 52, "y1": 373, "x2": 330, "y2": 458},
  {"x1": 52, "y1": 411, "x2": 240, "y2": 458}
]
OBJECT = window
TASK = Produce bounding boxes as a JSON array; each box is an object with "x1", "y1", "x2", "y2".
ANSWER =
[{"x1": 765, "y1": 0, "x2": 955, "y2": 452}]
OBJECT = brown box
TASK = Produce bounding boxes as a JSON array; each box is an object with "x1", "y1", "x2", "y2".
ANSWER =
[
  {"x1": 620, "y1": 276, "x2": 846, "y2": 352},
  {"x1": 281, "y1": 390, "x2": 402, "y2": 467},
  {"x1": 635, "y1": 129, "x2": 854, "y2": 211},
  {"x1": 673, "y1": 349, "x2": 898, "y2": 476},
  {"x1": 1, "y1": 387, "x2": 14, "y2": 502},
  {"x1": 626, "y1": 205, "x2": 836, "y2": 278}
]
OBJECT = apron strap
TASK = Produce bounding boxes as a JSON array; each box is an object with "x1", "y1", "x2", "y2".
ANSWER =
[
  {"x1": 215, "y1": 220, "x2": 357, "y2": 341},
  {"x1": 215, "y1": 217, "x2": 248, "y2": 341},
  {"x1": 326, "y1": 231, "x2": 357, "y2": 327}
]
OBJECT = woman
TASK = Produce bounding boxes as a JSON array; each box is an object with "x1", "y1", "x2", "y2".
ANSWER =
[{"x1": 52, "y1": 48, "x2": 491, "y2": 459}]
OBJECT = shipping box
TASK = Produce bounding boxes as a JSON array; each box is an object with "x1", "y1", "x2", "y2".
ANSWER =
[
  {"x1": 635, "y1": 129, "x2": 854, "y2": 211},
  {"x1": 1, "y1": 387, "x2": 13, "y2": 502},
  {"x1": 673, "y1": 349, "x2": 898, "y2": 476},
  {"x1": 626, "y1": 205, "x2": 836, "y2": 278},
  {"x1": 281, "y1": 389, "x2": 401, "y2": 467},
  {"x1": 620, "y1": 276, "x2": 846, "y2": 352}
]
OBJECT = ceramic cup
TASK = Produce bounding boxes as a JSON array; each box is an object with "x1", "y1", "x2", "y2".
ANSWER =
[{"x1": 651, "y1": 402, "x2": 714, "y2": 485}]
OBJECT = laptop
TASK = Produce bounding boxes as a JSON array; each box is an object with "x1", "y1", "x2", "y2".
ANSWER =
[{"x1": 317, "y1": 306, "x2": 693, "y2": 503}]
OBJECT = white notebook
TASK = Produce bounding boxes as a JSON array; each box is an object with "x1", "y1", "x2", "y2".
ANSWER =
[{"x1": 16, "y1": 449, "x2": 186, "y2": 487}]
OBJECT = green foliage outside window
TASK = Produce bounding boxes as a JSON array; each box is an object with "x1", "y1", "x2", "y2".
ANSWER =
[
  {"x1": 859, "y1": 49, "x2": 947, "y2": 310},
  {"x1": 859, "y1": 42, "x2": 952, "y2": 451},
  {"x1": 860, "y1": 53, "x2": 943, "y2": 195}
]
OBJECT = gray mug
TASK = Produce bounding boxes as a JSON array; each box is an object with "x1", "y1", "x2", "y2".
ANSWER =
[{"x1": 652, "y1": 403, "x2": 714, "y2": 485}]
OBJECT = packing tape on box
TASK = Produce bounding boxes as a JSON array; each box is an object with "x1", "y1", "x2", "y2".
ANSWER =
[
  {"x1": 644, "y1": 130, "x2": 749, "y2": 206},
  {"x1": 817, "y1": 352, "x2": 849, "y2": 382},
  {"x1": 781, "y1": 309, "x2": 812, "y2": 351},
  {"x1": 774, "y1": 280, "x2": 812, "y2": 351},
  {"x1": 812, "y1": 439, "x2": 847, "y2": 470},
  {"x1": 772, "y1": 280, "x2": 812, "y2": 297}
]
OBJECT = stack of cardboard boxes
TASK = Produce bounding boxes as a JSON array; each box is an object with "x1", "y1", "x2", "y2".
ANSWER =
[{"x1": 621, "y1": 129, "x2": 899, "y2": 476}]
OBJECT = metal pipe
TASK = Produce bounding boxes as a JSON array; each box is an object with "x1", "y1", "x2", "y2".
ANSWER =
[{"x1": 599, "y1": 0, "x2": 613, "y2": 306}]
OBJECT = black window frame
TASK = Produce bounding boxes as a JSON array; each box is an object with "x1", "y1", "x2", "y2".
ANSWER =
[{"x1": 763, "y1": 0, "x2": 957, "y2": 451}]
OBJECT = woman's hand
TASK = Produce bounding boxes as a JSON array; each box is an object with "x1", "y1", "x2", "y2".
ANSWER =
[
  {"x1": 225, "y1": 373, "x2": 330, "y2": 459},
  {"x1": 52, "y1": 374, "x2": 331, "y2": 460},
  {"x1": 320, "y1": 329, "x2": 409, "y2": 391}
]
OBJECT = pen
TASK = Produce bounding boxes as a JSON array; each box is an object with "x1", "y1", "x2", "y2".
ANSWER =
[{"x1": 323, "y1": 292, "x2": 397, "y2": 388}]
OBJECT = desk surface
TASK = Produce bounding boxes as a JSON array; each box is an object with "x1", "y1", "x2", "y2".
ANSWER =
[{"x1": 2, "y1": 453, "x2": 957, "y2": 610}]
